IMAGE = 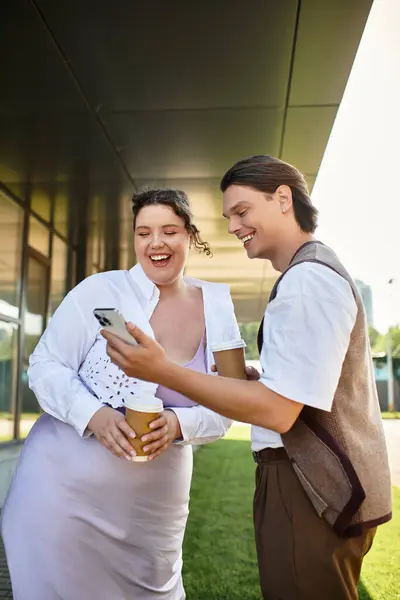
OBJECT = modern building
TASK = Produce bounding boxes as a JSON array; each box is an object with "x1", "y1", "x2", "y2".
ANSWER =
[
  {"x1": 355, "y1": 279, "x2": 374, "y2": 327},
  {"x1": 0, "y1": 0, "x2": 373, "y2": 501}
]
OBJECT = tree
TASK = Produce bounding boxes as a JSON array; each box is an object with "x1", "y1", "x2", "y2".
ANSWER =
[
  {"x1": 371, "y1": 326, "x2": 400, "y2": 358},
  {"x1": 368, "y1": 327, "x2": 381, "y2": 350},
  {"x1": 239, "y1": 322, "x2": 260, "y2": 360},
  {"x1": 388, "y1": 327, "x2": 400, "y2": 357}
]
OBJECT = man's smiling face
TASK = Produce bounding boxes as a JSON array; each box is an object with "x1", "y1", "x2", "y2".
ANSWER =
[{"x1": 222, "y1": 184, "x2": 288, "y2": 260}]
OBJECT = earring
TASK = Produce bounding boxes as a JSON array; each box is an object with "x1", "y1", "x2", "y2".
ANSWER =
[{"x1": 282, "y1": 208, "x2": 286, "y2": 214}]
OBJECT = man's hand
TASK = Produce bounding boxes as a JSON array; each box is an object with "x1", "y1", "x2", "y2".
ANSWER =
[
  {"x1": 141, "y1": 410, "x2": 182, "y2": 461},
  {"x1": 101, "y1": 323, "x2": 169, "y2": 383},
  {"x1": 245, "y1": 365, "x2": 260, "y2": 381},
  {"x1": 87, "y1": 406, "x2": 137, "y2": 460}
]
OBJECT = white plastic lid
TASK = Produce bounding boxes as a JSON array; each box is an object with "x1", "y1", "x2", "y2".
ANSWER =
[
  {"x1": 211, "y1": 339, "x2": 246, "y2": 353},
  {"x1": 125, "y1": 394, "x2": 163, "y2": 413}
]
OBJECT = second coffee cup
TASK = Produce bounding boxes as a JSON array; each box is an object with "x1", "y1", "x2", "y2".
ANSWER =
[
  {"x1": 125, "y1": 396, "x2": 163, "y2": 462},
  {"x1": 211, "y1": 339, "x2": 247, "y2": 380}
]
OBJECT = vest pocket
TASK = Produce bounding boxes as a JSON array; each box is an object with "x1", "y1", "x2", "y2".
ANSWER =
[{"x1": 292, "y1": 461, "x2": 336, "y2": 520}]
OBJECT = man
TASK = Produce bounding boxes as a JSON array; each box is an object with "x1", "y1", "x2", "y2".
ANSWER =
[{"x1": 103, "y1": 155, "x2": 392, "y2": 600}]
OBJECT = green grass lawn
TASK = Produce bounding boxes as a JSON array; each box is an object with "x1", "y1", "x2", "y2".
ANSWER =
[
  {"x1": 0, "y1": 412, "x2": 39, "y2": 420},
  {"x1": 183, "y1": 425, "x2": 400, "y2": 599},
  {"x1": 381, "y1": 412, "x2": 400, "y2": 419}
]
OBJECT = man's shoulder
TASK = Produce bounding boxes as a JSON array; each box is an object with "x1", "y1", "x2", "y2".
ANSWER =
[{"x1": 276, "y1": 261, "x2": 355, "y2": 305}]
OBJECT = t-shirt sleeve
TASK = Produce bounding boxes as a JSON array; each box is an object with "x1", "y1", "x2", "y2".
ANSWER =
[{"x1": 259, "y1": 262, "x2": 357, "y2": 412}]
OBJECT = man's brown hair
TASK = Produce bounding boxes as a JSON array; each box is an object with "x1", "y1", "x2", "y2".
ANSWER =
[{"x1": 220, "y1": 155, "x2": 318, "y2": 233}]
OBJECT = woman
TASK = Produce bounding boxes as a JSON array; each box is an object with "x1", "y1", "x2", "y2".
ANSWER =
[{"x1": 1, "y1": 188, "x2": 241, "y2": 600}]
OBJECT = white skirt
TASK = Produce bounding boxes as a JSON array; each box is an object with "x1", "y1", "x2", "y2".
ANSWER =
[{"x1": 1, "y1": 413, "x2": 193, "y2": 600}]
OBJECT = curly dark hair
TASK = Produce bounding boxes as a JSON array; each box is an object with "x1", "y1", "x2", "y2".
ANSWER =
[{"x1": 131, "y1": 188, "x2": 212, "y2": 256}]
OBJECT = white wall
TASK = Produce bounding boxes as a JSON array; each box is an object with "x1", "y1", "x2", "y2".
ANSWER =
[{"x1": 312, "y1": 0, "x2": 400, "y2": 333}]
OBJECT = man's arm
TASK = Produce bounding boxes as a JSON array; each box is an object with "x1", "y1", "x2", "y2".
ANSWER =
[
  {"x1": 157, "y1": 361, "x2": 303, "y2": 433},
  {"x1": 102, "y1": 263, "x2": 357, "y2": 433},
  {"x1": 102, "y1": 325, "x2": 303, "y2": 434}
]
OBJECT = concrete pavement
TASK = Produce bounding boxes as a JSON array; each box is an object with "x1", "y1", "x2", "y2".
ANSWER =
[{"x1": 383, "y1": 419, "x2": 400, "y2": 487}]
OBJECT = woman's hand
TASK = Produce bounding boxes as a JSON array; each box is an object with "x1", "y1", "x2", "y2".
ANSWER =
[
  {"x1": 140, "y1": 410, "x2": 182, "y2": 461},
  {"x1": 87, "y1": 406, "x2": 137, "y2": 460}
]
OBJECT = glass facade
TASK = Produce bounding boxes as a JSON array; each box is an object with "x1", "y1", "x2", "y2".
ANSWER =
[
  {"x1": 0, "y1": 193, "x2": 24, "y2": 319},
  {"x1": 0, "y1": 181, "x2": 127, "y2": 444},
  {"x1": 0, "y1": 186, "x2": 85, "y2": 442},
  {"x1": 119, "y1": 195, "x2": 136, "y2": 270},
  {"x1": 28, "y1": 216, "x2": 50, "y2": 257},
  {"x1": 49, "y1": 236, "x2": 68, "y2": 317},
  {"x1": 0, "y1": 321, "x2": 18, "y2": 442}
]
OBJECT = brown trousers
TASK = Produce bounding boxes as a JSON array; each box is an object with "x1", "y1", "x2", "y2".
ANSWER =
[{"x1": 253, "y1": 448, "x2": 376, "y2": 600}]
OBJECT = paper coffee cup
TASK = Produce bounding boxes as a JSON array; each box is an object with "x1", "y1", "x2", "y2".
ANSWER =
[
  {"x1": 211, "y1": 339, "x2": 247, "y2": 380},
  {"x1": 210, "y1": 339, "x2": 246, "y2": 352},
  {"x1": 125, "y1": 394, "x2": 163, "y2": 462}
]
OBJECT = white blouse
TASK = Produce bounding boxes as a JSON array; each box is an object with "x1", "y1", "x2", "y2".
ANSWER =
[{"x1": 28, "y1": 264, "x2": 241, "y2": 445}]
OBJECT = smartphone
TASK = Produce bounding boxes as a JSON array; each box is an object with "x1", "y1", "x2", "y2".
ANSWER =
[{"x1": 93, "y1": 308, "x2": 138, "y2": 346}]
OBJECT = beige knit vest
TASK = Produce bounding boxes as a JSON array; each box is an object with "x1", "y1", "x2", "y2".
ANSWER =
[{"x1": 258, "y1": 241, "x2": 392, "y2": 537}]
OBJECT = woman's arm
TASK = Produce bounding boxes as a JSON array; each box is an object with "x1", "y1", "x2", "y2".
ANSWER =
[
  {"x1": 29, "y1": 279, "x2": 138, "y2": 459},
  {"x1": 28, "y1": 284, "x2": 105, "y2": 436},
  {"x1": 165, "y1": 405, "x2": 231, "y2": 446}
]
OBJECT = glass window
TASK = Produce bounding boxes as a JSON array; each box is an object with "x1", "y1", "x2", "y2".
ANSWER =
[
  {"x1": 49, "y1": 235, "x2": 68, "y2": 317},
  {"x1": 88, "y1": 196, "x2": 101, "y2": 270},
  {"x1": 70, "y1": 250, "x2": 77, "y2": 291},
  {"x1": 68, "y1": 197, "x2": 80, "y2": 247},
  {"x1": 91, "y1": 222, "x2": 100, "y2": 268},
  {"x1": 19, "y1": 365, "x2": 41, "y2": 439},
  {"x1": 31, "y1": 187, "x2": 52, "y2": 222},
  {"x1": 0, "y1": 191, "x2": 24, "y2": 319},
  {"x1": 21, "y1": 253, "x2": 49, "y2": 436},
  {"x1": 28, "y1": 216, "x2": 50, "y2": 257},
  {"x1": 54, "y1": 193, "x2": 69, "y2": 237},
  {"x1": 0, "y1": 320, "x2": 18, "y2": 442},
  {"x1": 24, "y1": 254, "x2": 47, "y2": 361},
  {"x1": 119, "y1": 197, "x2": 134, "y2": 270},
  {"x1": 99, "y1": 224, "x2": 106, "y2": 271}
]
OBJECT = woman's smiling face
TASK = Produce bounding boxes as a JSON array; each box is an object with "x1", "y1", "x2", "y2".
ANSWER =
[{"x1": 134, "y1": 204, "x2": 191, "y2": 287}]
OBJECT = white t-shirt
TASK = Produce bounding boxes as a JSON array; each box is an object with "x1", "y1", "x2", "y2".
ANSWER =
[{"x1": 252, "y1": 262, "x2": 358, "y2": 451}]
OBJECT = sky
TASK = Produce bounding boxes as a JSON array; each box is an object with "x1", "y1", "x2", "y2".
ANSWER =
[{"x1": 311, "y1": 0, "x2": 400, "y2": 333}]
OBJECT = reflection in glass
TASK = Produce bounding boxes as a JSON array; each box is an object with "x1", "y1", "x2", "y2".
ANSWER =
[
  {"x1": 70, "y1": 250, "x2": 77, "y2": 290},
  {"x1": 99, "y1": 227, "x2": 106, "y2": 271},
  {"x1": 54, "y1": 193, "x2": 69, "y2": 237},
  {"x1": 88, "y1": 196, "x2": 101, "y2": 270},
  {"x1": 49, "y1": 235, "x2": 68, "y2": 317},
  {"x1": 28, "y1": 216, "x2": 50, "y2": 257},
  {"x1": 22, "y1": 254, "x2": 48, "y2": 436},
  {"x1": 0, "y1": 320, "x2": 18, "y2": 442},
  {"x1": 24, "y1": 255, "x2": 47, "y2": 361},
  {"x1": 68, "y1": 195, "x2": 79, "y2": 247},
  {"x1": 0, "y1": 191, "x2": 23, "y2": 318},
  {"x1": 119, "y1": 196, "x2": 135, "y2": 270},
  {"x1": 31, "y1": 187, "x2": 51, "y2": 222},
  {"x1": 19, "y1": 367, "x2": 41, "y2": 438}
]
